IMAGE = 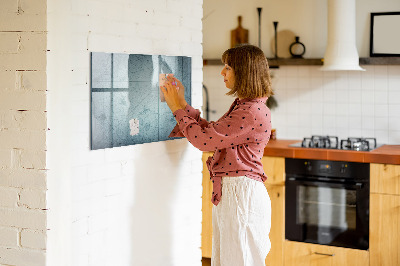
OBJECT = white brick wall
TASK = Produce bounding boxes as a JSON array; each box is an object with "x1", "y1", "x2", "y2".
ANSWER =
[
  {"x1": 0, "y1": 187, "x2": 19, "y2": 208},
  {"x1": 46, "y1": 1, "x2": 203, "y2": 266},
  {"x1": 21, "y1": 229, "x2": 47, "y2": 250},
  {"x1": 0, "y1": 227, "x2": 19, "y2": 247},
  {"x1": 0, "y1": 0, "x2": 48, "y2": 265},
  {"x1": 2, "y1": 0, "x2": 203, "y2": 265},
  {"x1": 0, "y1": 247, "x2": 46, "y2": 266}
]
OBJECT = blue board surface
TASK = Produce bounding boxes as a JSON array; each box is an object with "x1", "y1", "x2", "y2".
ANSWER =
[{"x1": 90, "y1": 52, "x2": 192, "y2": 149}]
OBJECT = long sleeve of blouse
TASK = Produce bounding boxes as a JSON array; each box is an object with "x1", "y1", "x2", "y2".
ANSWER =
[
  {"x1": 172, "y1": 108, "x2": 256, "y2": 151},
  {"x1": 169, "y1": 97, "x2": 271, "y2": 205},
  {"x1": 168, "y1": 104, "x2": 210, "y2": 138}
]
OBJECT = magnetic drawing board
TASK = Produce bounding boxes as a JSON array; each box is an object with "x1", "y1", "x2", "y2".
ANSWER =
[{"x1": 90, "y1": 52, "x2": 192, "y2": 149}]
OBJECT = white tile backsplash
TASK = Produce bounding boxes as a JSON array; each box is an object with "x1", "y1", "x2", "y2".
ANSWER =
[
  {"x1": 361, "y1": 104, "x2": 374, "y2": 117},
  {"x1": 286, "y1": 77, "x2": 299, "y2": 89},
  {"x1": 389, "y1": 117, "x2": 400, "y2": 131},
  {"x1": 362, "y1": 89, "x2": 375, "y2": 103},
  {"x1": 204, "y1": 64, "x2": 400, "y2": 144},
  {"x1": 388, "y1": 91, "x2": 400, "y2": 104},
  {"x1": 374, "y1": 90, "x2": 388, "y2": 104},
  {"x1": 323, "y1": 103, "x2": 336, "y2": 116},
  {"x1": 389, "y1": 104, "x2": 400, "y2": 117},
  {"x1": 375, "y1": 104, "x2": 389, "y2": 117},
  {"x1": 374, "y1": 77, "x2": 388, "y2": 91},
  {"x1": 374, "y1": 65, "x2": 388, "y2": 77}
]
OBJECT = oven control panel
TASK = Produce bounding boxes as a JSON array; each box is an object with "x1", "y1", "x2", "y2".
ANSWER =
[{"x1": 286, "y1": 158, "x2": 369, "y2": 180}]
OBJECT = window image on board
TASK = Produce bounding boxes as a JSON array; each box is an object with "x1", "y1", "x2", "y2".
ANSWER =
[{"x1": 90, "y1": 52, "x2": 192, "y2": 150}]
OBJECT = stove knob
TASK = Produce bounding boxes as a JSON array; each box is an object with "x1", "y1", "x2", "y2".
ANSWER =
[
  {"x1": 305, "y1": 162, "x2": 312, "y2": 171},
  {"x1": 340, "y1": 164, "x2": 347, "y2": 174}
]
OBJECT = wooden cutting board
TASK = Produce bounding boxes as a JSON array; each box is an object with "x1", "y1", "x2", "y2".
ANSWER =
[{"x1": 231, "y1": 16, "x2": 249, "y2": 48}]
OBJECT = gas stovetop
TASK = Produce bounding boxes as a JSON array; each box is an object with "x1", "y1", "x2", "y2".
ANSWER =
[{"x1": 289, "y1": 135, "x2": 382, "y2": 151}]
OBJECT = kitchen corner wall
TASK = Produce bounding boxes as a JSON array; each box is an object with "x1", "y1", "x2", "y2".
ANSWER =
[
  {"x1": 203, "y1": 0, "x2": 400, "y2": 145},
  {"x1": 46, "y1": 1, "x2": 203, "y2": 266}
]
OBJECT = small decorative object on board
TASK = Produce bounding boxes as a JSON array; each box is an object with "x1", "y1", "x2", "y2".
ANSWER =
[
  {"x1": 289, "y1": 36, "x2": 306, "y2": 58},
  {"x1": 273, "y1": 21, "x2": 279, "y2": 58},
  {"x1": 231, "y1": 16, "x2": 249, "y2": 48},
  {"x1": 257, "y1": 8, "x2": 262, "y2": 48}
]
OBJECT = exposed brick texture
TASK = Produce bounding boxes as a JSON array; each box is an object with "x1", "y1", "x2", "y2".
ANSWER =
[{"x1": 0, "y1": 0, "x2": 48, "y2": 265}]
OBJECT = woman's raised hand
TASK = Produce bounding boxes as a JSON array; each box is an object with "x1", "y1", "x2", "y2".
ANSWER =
[
  {"x1": 169, "y1": 76, "x2": 187, "y2": 108},
  {"x1": 160, "y1": 76, "x2": 185, "y2": 113}
]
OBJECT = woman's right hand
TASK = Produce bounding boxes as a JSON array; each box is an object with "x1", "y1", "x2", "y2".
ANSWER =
[{"x1": 167, "y1": 76, "x2": 187, "y2": 108}]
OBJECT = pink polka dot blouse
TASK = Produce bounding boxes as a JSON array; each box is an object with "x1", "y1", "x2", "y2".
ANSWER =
[{"x1": 169, "y1": 97, "x2": 272, "y2": 206}]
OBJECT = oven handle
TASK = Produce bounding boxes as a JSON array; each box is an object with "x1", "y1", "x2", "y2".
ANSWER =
[{"x1": 286, "y1": 177, "x2": 364, "y2": 189}]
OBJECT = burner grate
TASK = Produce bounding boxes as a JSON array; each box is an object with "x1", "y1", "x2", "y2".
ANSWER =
[
  {"x1": 340, "y1": 137, "x2": 377, "y2": 151},
  {"x1": 301, "y1": 135, "x2": 339, "y2": 149},
  {"x1": 296, "y1": 136, "x2": 378, "y2": 151}
]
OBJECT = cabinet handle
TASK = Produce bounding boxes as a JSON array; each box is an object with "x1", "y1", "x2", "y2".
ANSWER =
[{"x1": 314, "y1": 252, "x2": 335, "y2": 257}]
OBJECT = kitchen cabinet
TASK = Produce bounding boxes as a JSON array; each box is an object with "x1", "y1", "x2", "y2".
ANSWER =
[
  {"x1": 201, "y1": 152, "x2": 213, "y2": 258},
  {"x1": 264, "y1": 184, "x2": 284, "y2": 266},
  {"x1": 370, "y1": 163, "x2": 400, "y2": 266},
  {"x1": 284, "y1": 241, "x2": 369, "y2": 266},
  {"x1": 370, "y1": 193, "x2": 400, "y2": 266},
  {"x1": 201, "y1": 154, "x2": 286, "y2": 266},
  {"x1": 261, "y1": 156, "x2": 285, "y2": 186},
  {"x1": 370, "y1": 163, "x2": 400, "y2": 195},
  {"x1": 261, "y1": 156, "x2": 285, "y2": 266}
]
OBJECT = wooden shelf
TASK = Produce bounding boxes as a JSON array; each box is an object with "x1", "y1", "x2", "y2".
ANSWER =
[
  {"x1": 203, "y1": 58, "x2": 323, "y2": 67},
  {"x1": 268, "y1": 58, "x2": 322, "y2": 67},
  {"x1": 203, "y1": 57, "x2": 400, "y2": 67},
  {"x1": 359, "y1": 57, "x2": 400, "y2": 65}
]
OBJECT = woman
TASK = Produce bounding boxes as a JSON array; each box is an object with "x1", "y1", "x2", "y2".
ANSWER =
[{"x1": 161, "y1": 44, "x2": 273, "y2": 266}]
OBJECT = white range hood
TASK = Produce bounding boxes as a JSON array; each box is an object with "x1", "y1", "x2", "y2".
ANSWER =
[{"x1": 320, "y1": 0, "x2": 365, "y2": 71}]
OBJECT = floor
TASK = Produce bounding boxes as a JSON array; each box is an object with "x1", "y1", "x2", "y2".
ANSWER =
[{"x1": 202, "y1": 257, "x2": 211, "y2": 266}]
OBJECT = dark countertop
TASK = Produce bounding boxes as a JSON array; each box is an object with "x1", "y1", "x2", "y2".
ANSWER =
[{"x1": 263, "y1": 139, "x2": 400, "y2": 165}]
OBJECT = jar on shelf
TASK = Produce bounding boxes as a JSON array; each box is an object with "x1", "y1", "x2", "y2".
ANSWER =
[{"x1": 289, "y1": 36, "x2": 306, "y2": 58}]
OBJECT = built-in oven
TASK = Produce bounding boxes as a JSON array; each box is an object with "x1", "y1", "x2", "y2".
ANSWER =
[{"x1": 285, "y1": 158, "x2": 369, "y2": 250}]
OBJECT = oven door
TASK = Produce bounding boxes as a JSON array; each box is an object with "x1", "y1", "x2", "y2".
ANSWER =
[{"x1": 285, "y1": 177, "x2": 369, "y2": 250}]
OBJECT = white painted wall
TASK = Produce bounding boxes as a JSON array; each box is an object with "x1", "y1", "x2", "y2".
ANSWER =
[
  {"x1": 203, "y1": 0, "x2": 400, "y2": 144},
  {"x1": 203, "y1": 0, "x2": 400, "y2": 58},
  {"x1": 0, "y1": 0, "x2": 48, "y2": 265},
  {"x1": 46, "y1": 0, "x2": 203, "y2": 266}
]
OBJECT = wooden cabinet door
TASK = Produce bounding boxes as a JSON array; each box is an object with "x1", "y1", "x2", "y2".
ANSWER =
[
  {"x1": 201, "y1": 152, "x2": 213, "y2": 258},
  {"x1": 370, "y1": 193, "x2": 400, "y2": 266},
  {"x1": 264, "y1": 184, "x2": 284, "y2": 266},
  {"x1": 262, "y1": 156, "x2": 285, "y2": 186},
  {"x1": 370, "y1": 163, "x2": 400, "y2": 195},
  {"x1": 262, "y1": 156, "x2": 285, "y2": 265},
  {"x1": 284, "y1": 241, "x2": 369, "y2": 266}
]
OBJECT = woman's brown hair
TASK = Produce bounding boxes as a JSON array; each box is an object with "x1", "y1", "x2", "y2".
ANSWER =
[{"x1": 221, "y1": 44, "x2": 273, "y2": 99}]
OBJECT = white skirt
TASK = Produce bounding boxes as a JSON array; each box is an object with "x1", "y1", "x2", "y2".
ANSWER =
[{"x1": 212, "y1": 176, "x2": 271, "y2": 266}]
